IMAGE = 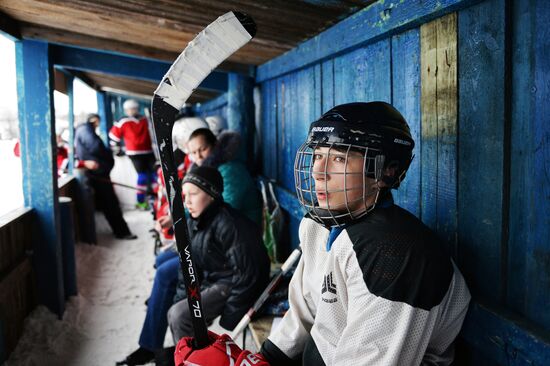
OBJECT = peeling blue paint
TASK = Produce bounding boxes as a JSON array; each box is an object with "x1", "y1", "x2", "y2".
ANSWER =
[{"x1": 15, "y1": 39, "x2": 64, "y2": 317}]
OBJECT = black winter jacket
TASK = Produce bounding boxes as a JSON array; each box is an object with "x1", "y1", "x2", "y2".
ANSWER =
[
  {"x1": 174, "y1": 200, "x2": 270, "y2": 330},
  {"x1": 75, "y1": 122, "x2": 114, "y2": 177}
]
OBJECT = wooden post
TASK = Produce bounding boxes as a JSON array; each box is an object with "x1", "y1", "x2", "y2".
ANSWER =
[
  {"x1": 67, "y1": 75, "x2": 75, "y2": 174},
  {"x1": 96, "y1": 91, "x2": 112, "y2": 146},
  {"x1": 15, "y1": 39, "x2": 65, "y2": 317},
  {"x1": 228, "y1": 73, "x2": 254, "y2": 166}
]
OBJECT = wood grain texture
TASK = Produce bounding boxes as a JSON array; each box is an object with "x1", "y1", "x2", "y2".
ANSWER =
[
  {"x1": 257, "y1": 0, "x2": 484, "y2": 82},
  {"x1": 15, "y1": 40, "x2": 65, "y2": 317},
  {"x1": 435, "y1": 12, "x2": 457, "y2": 252},
  {"x1": 420, "y1": 19, "x2": 438, "y2": 230},
  {"x1": 1, "y1": 0, "x2": 376, "y2": 66},
  {"x1": 457, "y1": 0, "x2": 505, "y2": 301},
  {"x1": 391, "y1": 28, "x2": 422, "y2": 218},
  {"x1": 509, "y1": 0, "x2": 550, "y2": 330}
]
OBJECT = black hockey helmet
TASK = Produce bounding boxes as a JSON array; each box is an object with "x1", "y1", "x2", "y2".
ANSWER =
[{"x1": 294, "y1": 102, "x2": 415, "y2": 226}]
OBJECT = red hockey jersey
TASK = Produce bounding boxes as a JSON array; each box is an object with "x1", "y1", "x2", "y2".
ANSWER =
[{"x1": 109, "y1": 116, "x2": 153, "y2": 155}]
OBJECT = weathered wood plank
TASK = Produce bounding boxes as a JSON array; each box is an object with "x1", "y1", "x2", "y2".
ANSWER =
[
  {"x1": 460, "y1": 302, "x2": 550, "y2": 365},
  {"x1": 435, "y1": 13, "x2": 458, "y2": 253},
  {"x1": 50, "y1": 45, "x2": 228, "y2": 91},
  {"x1": 334, "y1": 39, "x2": 391, "y2": 105},
  {"x1": 257, "y1": 0, "x2": 485, "y2": 82},
  {"x1": 509, "y1": 0, "x2": 550, "y2": 330},
  {"x1": 259, "y1": 80, "x2": 278, "y2": 180},
  {"x1": 457, "y1": 0, "x2": 505, "y2": 301},
  {"x1": 228, "y1": 74, "x2": 255, "y2": 164},
  {"x1": 420, "y1": 20, "x2": 438, "y2": 230},
  {"x1": 20, "y1": 22, "x2": 252, "y2": 75},
  {"x1": 321, "y1": 59, "x2": 334, "y2": 113},
  {"x1": 15, "y1": 40, "x2": 64, "y2": 316},
  {"x1": 196, "y1": 93, "x2": 228, "y2": 114},
  {"x1": 3, "y1": 0, "x2": 375, "y2": 66},
  {"x1": 391, "y1": 28, "x2": 422, "y2": 218},
  {"x1": 0, "y1": 258, "x2": 34, "y2": 362}
]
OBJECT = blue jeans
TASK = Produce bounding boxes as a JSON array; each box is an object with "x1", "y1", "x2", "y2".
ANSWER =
[{"x1": 139, "y1": 249, "x2": 179, "y2": 350}]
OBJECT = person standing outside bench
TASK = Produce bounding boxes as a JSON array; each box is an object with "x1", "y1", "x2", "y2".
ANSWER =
[
  {"x1": 109, "y1": 99, "x2": 157, "y2": 210},
  {"x1": 175, "y1": 102, "x2": 471, "y2": 366},
  {"x1": 75, "y1": 113, "x2": 137, "y2": 240}
]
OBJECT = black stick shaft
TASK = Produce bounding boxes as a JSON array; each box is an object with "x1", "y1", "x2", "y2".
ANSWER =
[{"x1": 151, "y1": 96, "x2": 209, "y2": 348}]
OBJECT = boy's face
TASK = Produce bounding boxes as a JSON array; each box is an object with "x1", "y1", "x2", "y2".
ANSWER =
[
  {"x1": 187, "y1": 136, "x2": 213, "y2": 166},
  {"x1": 312, "y1": 146, "x2": 379, "y2": 214},
  {"x1": 182, "y1": 182, "x2": 213, "y2": 218}
]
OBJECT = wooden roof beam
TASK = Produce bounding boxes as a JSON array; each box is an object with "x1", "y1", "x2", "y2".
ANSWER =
[
  {"x1": 19, "y1": 23, "x2": 253, "y2": 75},
  {"x1": 50, "y1": 44, "x2": 228, "y2": 92}
]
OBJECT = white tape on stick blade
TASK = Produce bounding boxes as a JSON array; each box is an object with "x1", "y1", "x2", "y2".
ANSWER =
[{"x1": 155, "y1": 12, "x2": 252, "y2": 109}]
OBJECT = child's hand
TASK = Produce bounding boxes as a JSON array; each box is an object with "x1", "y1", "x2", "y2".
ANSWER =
[{"x1": 156, "y1": 215, "x2": 173, "y2": 232}]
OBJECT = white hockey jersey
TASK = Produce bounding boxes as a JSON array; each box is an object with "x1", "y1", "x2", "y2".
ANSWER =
[{"x1": 261, "y1": 204, "x2": 471, "y2": 366}]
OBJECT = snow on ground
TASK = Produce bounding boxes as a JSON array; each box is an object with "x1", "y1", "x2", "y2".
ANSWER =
[
  {"x1": 5, "y1": 208, "x2": 257, "y2": 366},
  {"x1": 6, "y1": 209, "x2": 158, "y2": 366}
]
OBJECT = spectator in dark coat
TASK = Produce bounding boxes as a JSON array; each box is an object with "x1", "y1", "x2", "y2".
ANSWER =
[{"x1": 75, "y1": 113, "x2": 136, "y2": 240}]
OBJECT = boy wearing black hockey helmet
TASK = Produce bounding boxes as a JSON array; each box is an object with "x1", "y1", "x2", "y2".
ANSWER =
[{"x1": 176, "y1": 102, "x2": 471, "y2": 366}]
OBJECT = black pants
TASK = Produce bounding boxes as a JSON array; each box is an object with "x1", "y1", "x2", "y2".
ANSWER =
[
  {"x1": 90, "y1": 174, "x2": 131, "y2": 237},
  {"x1": 129, "y1": 153, "x2": 156, "y2": 173}
]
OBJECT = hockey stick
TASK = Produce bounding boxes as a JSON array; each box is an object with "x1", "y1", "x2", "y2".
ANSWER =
[
  {"x1": 151, "y1": 12, "x2": 256, "y2": 349},
  {"x1": 87, "y1": 175, "x2": 155, "y2": 195},
  {"x1": 231, "y1": 247, "x2": 302, "y2": 339}
]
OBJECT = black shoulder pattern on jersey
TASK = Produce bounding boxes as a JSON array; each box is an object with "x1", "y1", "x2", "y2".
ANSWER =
[
  {"x1": 345, "y1": 205, "x2": 454, "y2": 311},
  {"x1": 303, "y1": 335, "x2": 326, "y2": 366}
]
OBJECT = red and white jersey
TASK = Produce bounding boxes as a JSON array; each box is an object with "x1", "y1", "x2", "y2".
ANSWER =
[{"x1": 109, "y1": 115, "x2": 153, "y2": 155}]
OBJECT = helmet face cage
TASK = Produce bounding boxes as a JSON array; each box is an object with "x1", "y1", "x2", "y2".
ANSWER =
[{"x1": 294, "y1": 141, "x2": 384, "y2": 227}]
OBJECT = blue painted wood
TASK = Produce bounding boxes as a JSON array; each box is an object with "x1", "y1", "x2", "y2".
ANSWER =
[
  {"x1": 15, "y1": 39, "x2": 64, "y2": 317},
  {"x1": 420, "y1": 20, "x2": 438, "y2": 233},
  {"x1": 50, "y1": 45, "x2": 228, "y2": 92},
  {"x1": 276, "y1": 75, "x2": 292, "y2": 192},
  {"x1": 275, "y1": 65, "x2": 319, "y2": 192},
  {"x1": 333, "y1": 39, "x2": 391, "y2": 105},
  {"x1": 195, "y1": 93, "x2": 228, "y2": 117},
  {"x1": 227, "y1": 73, "x2": 254, "y2": 165},
  {"x1": 321, "y1": 59, "x2": 334, "y2": 113},
  {"x1": 259, "y1": 80, "x2": 278, "y2": 180},
  {"x1": 509, "y1": 0, "x2": 550, "y2": 330},
  {"x1": 96, "y1": 91, "x2": 112, "y2": 146},
  {"x1": 67, "y1": 75, "x2": 75, "y2": 174},
  {"x1": 434, "y1": 14, "x2": 458, "y2": 255},
  {"x1": 391, "y1": 29, "x2": 422, "y2": 218},
  {"x1": 257, "y1": 0, "x2": 484, "y2": 83},
  {"x1": 460, "y1": 302, "x2": 550, "y2": 365},
  {"x1": 458, "y1": 0, "x2": 505, "y2": 301}
]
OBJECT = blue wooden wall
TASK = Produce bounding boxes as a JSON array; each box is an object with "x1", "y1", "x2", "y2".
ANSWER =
[
  {"x1": 195, "y1": 93, "x2": 228, "y2": 120},
  {"x1": 255, "y1": 0, "x2": 550, "y2": 363}
]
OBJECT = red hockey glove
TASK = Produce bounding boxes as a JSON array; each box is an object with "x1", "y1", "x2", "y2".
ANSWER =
[{"x1": 174, "y1": 331, "x2": 270, "y2": 366}]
